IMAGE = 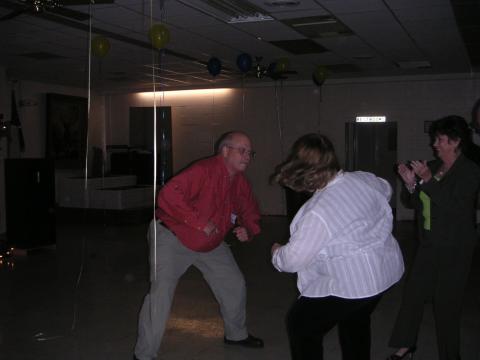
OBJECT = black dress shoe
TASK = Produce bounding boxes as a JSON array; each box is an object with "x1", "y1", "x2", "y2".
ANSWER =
[
  {"x1": 224, "y1": 334, "x2": 264, "y2": 348},
  {"x1": 386, "y1": 347, "x2": 416, "y2": 360}
]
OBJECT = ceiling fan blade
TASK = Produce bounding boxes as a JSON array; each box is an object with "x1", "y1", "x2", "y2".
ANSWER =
[
  {"x1": 0, "y1": 9, "x2": 25, "y2": 21},
  {"x1": 48, "y1": 6, "x2": 90, "y2": 21}
]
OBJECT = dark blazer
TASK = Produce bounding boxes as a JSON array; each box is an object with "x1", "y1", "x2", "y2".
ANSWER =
[
  {"x1": 392, "y1": 154, "x2": 480, "y2": 358},
  {"x1": 401, "y1": 154, "x2": 480, "y2": 281}
]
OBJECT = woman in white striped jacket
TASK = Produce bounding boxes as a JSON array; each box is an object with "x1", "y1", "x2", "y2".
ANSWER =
[{"x1": 271, "y1": 133, "x2": 404, "y2": 360}]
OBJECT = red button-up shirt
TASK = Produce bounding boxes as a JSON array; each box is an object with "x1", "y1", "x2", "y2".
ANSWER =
[{"x1": 156, "y1": 155, "x2": 261, "y2": 252}]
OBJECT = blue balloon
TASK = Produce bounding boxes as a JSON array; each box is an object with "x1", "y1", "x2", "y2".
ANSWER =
[
  {"x1": 236, "y1": 53, "x2": 252, "y2": 73},
  {"x1": 267, "y1": 62, "x2": 277, "y2": 74},
  {"x1": 207, "y1": 57, "x2": 222, "y2": 77}
]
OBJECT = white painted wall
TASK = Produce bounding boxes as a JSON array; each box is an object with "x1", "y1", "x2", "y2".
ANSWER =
[
  {"x1": 319, "y1": 74, "x2": 480, "y2": 219},
  {"x1": 105, "y1": 73, "x2": 480, "y2": 219},
  {"x1": 105, "y1": 86, "x2": 322, "y2": 215},
  {"x1": 1, "y1": 70, "x2": 480, "y2": 236}
]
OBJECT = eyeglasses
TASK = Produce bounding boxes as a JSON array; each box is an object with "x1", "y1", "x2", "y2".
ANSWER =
[{"x1": 227, "y1": 146, "x2": 256, "y2": 159}]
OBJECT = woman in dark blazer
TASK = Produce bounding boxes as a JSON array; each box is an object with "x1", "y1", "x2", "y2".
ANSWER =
[{"x1": 387, "y1": 115, "x2": 480, "y2": 360}]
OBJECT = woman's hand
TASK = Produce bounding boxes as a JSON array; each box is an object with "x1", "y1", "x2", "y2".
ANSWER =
[
  {"x1": 410, "y1": 160, "x2": 432, "y2": 182},
  {"x1": 398, "y1": 163, "x2": 416, "y2": 186},
  {"x1": 271, "y1": 242, "x2": 282, "y2": 255}
]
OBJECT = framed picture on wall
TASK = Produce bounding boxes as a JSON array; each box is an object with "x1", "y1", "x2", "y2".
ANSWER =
[{"x1": 46, "y1": 93, "x2": 88, "y2": 168}]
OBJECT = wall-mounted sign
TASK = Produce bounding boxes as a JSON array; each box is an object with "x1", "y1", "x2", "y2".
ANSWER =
[{"x1": 355, "y1": 116, "x2": 386, "y2": 123}]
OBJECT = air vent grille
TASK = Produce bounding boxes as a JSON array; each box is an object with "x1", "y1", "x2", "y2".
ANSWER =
[{"x1": 269, "y1": 39, "x2": 328, "y2": 54}]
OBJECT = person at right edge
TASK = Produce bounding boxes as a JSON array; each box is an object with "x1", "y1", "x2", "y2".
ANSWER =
[{"x1": 387, "y1": 115, "x2": 480, "y2": 360}]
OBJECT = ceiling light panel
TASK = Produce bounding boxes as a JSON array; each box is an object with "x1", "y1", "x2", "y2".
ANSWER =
[
  {"x1": 249, "y1": 0, "x2": 322, "y2": 12},
  {"x1": 181, "y1": 0, "x2": 270, "y2": 22}
]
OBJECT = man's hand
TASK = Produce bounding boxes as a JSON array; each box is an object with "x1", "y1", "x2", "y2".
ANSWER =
[
  {"x1": 233, "y1": 226, "x2": 249, "y2": 242},
  {"x1": 203, "y1": 221, "x2": 219, "y2": 236},
  {"x1": 271, "y1": 242, "x2": 282, "y2": 255}
]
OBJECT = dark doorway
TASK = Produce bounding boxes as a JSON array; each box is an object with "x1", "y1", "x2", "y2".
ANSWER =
[
  {"x1": 110, "y1": 107, "x2": 172, "y2": 185},
  {"x1": 345, "y1": 122, "x2": 398, "y2": 211}
]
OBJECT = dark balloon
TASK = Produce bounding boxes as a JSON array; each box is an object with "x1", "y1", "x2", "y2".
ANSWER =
[
  {"x1": 267, "y1": 62, "x2": 277, "y2": 74},
  {"x1": 313, "y1": 65, "x2": 328, "y2": 86},
  {"x1": 236, "y1": 53, "x2": 252, "y2": 73},
  {"x1": 207, "y1": 57, "x2": 222, "y2": 76}
]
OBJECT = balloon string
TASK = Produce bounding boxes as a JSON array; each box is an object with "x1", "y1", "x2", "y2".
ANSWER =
[
  {"x1": 275, "y1": 83, "x2": 284, "y2": 158},
  {"x1": 150, "y1": 0, "x2": 157, "y2": 282},
  {"x1": 275, "y1": 82, "x2": 287, "y2": 213},
  {"x1": 242, "y1": 76, "x2": 245, "y2": 123},
  {"x1": 35, "y1": 1, "x2": 93, "y2": 344}
]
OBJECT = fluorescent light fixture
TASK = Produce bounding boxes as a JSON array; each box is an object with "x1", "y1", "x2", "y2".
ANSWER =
[
  {"x1": 356, "y1": 116, "x2": 386, "y2": 123},
  {"x1": 137, "y1": 88, "x2": 233, "y2": 99}
]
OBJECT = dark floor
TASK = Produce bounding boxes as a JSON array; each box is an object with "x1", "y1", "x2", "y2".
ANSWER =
[{"x1": 0, "y1": 216, "x2": 479, "y2": 360}]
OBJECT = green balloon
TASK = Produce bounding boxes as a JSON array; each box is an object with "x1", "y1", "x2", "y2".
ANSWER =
[
  {"x1": 275, "y1": 57, "x2": 289, "y2": 73},
  {"x1": 313, "y1": 65, "x2": 328, "y2": 86},
  {"x1": 91, "y1": 36, "x2": 110, "y2": 58},
  {"x1": 149, "y1": 24, "x2": 170, "y2": 49}
]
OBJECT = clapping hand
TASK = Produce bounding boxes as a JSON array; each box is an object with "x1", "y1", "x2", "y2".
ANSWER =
[
  {"x1": 398, "y1": 163, "x2": 416, "y2": 187},
  {"x1": 409, "y1": 160, "x2": 432, "y2": 182}
]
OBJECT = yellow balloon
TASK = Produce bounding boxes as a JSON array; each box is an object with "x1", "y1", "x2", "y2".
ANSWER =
[
  {"x1": 91, "y1": 36, "x2": 110, "y2": 58},
  {"x1": 149, "y1": 24, "x2": 170, "y2": 49},
  {"x1": 276, "y1": 57, "x2": 290, "y2": 73}
]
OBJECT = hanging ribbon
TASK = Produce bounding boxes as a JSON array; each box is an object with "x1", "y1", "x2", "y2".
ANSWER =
[{"x1": 10, "y1": 88, "x2": 25, "y2": 152}]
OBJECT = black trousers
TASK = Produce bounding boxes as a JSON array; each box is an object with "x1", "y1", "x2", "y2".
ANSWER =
[
  {"x1": 287, "y1": 294, "x2": 382, "y2": 360},
  {"x1": 389, "y1": 241, "x2": 473, "y2": 360}
]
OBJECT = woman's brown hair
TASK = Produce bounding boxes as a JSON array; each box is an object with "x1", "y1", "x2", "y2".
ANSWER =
[{"x1": 272, "y1": 133, "x2": 340, "y2": 193}]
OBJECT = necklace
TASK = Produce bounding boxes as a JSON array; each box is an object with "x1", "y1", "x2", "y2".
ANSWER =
[{"x1": 434, "y1": 163, "x2": 449, "y2": 180}]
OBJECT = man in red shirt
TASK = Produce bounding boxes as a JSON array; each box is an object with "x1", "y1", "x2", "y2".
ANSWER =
[{"x1": 134, "y1": 131, "x2": 263, "y2": 360}]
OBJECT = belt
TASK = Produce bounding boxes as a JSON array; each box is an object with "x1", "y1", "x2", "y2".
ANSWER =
[{"x1": 160, "y1": 221, "x2": 175, "y2": 235}]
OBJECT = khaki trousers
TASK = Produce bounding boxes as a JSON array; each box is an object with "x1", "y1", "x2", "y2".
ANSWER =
[{"x1": 134, "y1": 220, "x2": 248, "y2": 360}]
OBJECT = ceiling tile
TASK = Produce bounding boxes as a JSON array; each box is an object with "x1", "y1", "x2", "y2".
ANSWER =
[{"x1": 232, "y1": 20, "x2": 305, "y2": 41}]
